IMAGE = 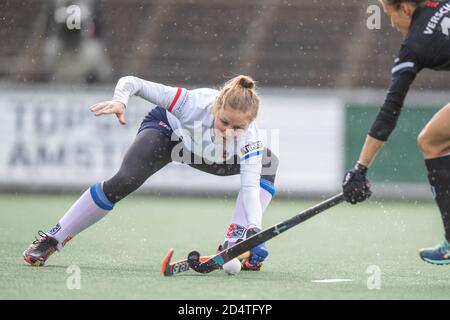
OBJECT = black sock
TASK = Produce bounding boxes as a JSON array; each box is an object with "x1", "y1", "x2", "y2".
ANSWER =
[{"x1": 426, "y1": 155, "x2": 450, "y2": 243}]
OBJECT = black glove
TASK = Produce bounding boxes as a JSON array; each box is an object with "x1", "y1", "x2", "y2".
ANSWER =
[{"x1": 343, "y1": 163, "x2": 372, "y2": 204}]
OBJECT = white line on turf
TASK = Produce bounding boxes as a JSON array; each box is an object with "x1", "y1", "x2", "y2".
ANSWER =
[{"x1": 311, "y1": 279, "x2": 354, "y2": 283}]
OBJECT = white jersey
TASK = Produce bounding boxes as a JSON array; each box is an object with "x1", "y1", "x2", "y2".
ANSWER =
[{"x1": 112, "y1": 76, "x2": 264, "y2": 228}]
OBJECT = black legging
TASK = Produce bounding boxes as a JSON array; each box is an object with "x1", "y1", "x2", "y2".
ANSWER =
[{"x1": 103, "y1": 128, "x2": 279, "y2": 204}]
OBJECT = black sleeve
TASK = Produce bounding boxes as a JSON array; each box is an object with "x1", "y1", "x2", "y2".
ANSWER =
[{"x1": 368, "y1": 44, "x2": 420, "y2": 141}]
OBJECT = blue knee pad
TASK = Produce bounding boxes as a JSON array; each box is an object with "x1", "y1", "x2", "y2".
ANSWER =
[
  {"x1": 90, "y1": 182, "x2": 115, "y2": 211},
  {"x1": 260, "y1": 179, "x2": 275, "y2": 197}
]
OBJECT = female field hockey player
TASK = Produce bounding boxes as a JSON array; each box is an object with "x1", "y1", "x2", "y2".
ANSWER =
[
  {"x1": 23, "y1": 75, "x2": 278, "y2": 270},
  {"x1": 343, "y1": 0, "x2": 450, "y2": 265}
]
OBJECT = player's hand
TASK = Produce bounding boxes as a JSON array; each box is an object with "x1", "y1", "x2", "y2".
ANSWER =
[
  {"x1": 89, "y1": 100, "x2": 127, "y2": 125},
  {"x1": 342, "y1": 163, "x2": 372, "y2": 204}
]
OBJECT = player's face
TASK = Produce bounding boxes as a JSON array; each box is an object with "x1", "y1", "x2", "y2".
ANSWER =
[
  {"x1": 380, "y1": 0, "x2": 414, "y2": 36},
  {"x1": 213, "y1": 106, "x2": 252, "y2": 142}
]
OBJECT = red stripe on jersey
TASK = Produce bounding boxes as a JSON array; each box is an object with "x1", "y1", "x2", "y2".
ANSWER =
[
  {"x1": 168, "y1": 87, "x2": 182, "y2": 113},
  {"x1": 426, "y1": 1, "x2": 439, "y2": 7}
]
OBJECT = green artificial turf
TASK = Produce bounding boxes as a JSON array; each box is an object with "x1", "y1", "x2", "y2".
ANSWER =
[{"x1": 0, "y1": 193, "x2": 449, "y2": 299}]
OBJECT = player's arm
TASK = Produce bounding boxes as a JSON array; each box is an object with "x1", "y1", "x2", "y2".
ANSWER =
[
  {"x1": 343, "y1": 57, "x2": 417, "y2": 204},
  {"x1": 240, "y1": 165, "x2": 263, "y2": 230},
  {"x1": 220, "y1": 140, "x2": 262, "y2": 232},
  {"x1": 357, "y1": 70, "x2": 416, "y2": 167},
  {"x1": 90, "y1": 76, "x2": 187, "y2": 124},
  {"x1": 237, "y1": 136, "x2": 265, "y2": 229},
  {"x1": 238, "y1": 144, "x2": 269, "y2": 269},
  {"x1": 357, "y1": 136, "x2": 385, "y2": 167}
]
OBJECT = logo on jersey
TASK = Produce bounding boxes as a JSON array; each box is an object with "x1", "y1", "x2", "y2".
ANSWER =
[
  {"x1": 48, "y1": 223, "x2": 61, "y2": 235},
  {"x1": 424, "y1": 1, "x2": 450, "y2": 35},
  {"x1": 241, "y1": 141, "x2": 263, "y2": 155},
  {"x1": 159, "y1": 121, "x2": 171, "y2": 131},
  {"x1": 62, "y1": 235, "x2": 73, "y2": 248},
  {"x1": 426, "y1": 0, "x2": 445, "y2": 8}
]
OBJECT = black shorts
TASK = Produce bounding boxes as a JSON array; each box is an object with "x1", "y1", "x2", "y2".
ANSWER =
[{"x1": 138, "y1": 106, "x2": 174, "y2": 138}]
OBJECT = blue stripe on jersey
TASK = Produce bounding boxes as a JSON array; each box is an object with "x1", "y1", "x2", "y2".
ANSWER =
[
  {"x1": 241, "y1": 150, "x2": 263, "y2": 161},
  {"x1": 90, "y1": 182, "x2": 115, "y2": 211},
  {"x1": 260, "y1": 179, "x2": 276, "y2": 197}
]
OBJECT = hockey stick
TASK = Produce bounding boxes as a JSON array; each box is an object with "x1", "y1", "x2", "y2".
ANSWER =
[
  {"x1": 161, "y1": 248, "x2": 217, "y2": 276},
  {"x1": 162, "y1": 248, "x2": 251, "y2": 276},
  {"x1": 187, "y1": 193, "x2": 345, "y2": 274}
]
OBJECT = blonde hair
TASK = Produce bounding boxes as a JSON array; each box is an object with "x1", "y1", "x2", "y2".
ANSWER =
[{"x1": 214, "y1": 75, "x2": 259, "y2": 121}]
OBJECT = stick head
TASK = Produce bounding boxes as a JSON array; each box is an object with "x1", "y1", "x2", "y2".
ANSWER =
[
  {"x1": 187, "y1": 250, "x2": 202, "y2": 271},
  {"x1": 188, "y1": 251, "x2": 222, "y2": 274},
  {"x1": 161, "y1": 248, "x2": 174, "y2": 276}
]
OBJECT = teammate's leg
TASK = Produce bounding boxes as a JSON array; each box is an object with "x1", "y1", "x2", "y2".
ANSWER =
[
  {"x1": 417, "y1": 103, "x2": 450, "y2": 264},
  {"x1": 23, "y1": 128, "x2": 176, "y2": 266}
]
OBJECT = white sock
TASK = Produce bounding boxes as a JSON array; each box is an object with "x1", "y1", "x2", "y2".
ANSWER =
[
  {"x1": 259, "y1": 179, "x2": 275, "y2": 212},
  {"x1": 225, "y1": 179, "x2": 275, "y2": 245},
  {"x1": 47, "y1": 182, "x2": 115, "y2": 250}
]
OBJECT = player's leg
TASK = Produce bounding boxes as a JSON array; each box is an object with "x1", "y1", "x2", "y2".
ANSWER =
[
  {"x1": 23, "y1": 128, "x2": 177, "y2": 266},
  {"x1": 189, "y1": 148, "x2": 279, "y2": 270},
  {"x1": 417, "y1": 103, "x2": 450, "y2": 265},
  {"x1": 102, "y1": 129, "x2": 177, "y2": 203}
]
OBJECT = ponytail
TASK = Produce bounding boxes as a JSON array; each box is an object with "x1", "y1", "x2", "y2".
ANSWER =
[{"x1": 215, "y1": 75, "x2": 259, "y2": 120}]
